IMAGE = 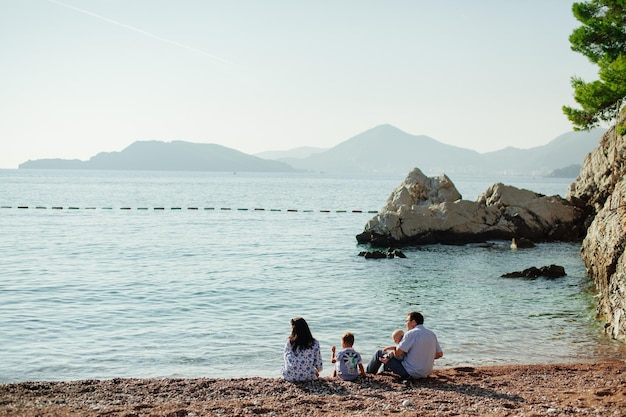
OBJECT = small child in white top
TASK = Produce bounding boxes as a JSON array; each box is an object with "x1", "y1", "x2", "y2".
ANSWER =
[{"x1": 381, "y1": 329, "x2": 404, "y2": 359}]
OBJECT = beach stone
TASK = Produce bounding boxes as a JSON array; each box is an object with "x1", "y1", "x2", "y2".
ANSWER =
[
  {"x1": 2, "y1": 362, "x2": 626, "y2": 416},
  {"x1": 356, "y1": 167, "x2": 586, "y2": 247}
]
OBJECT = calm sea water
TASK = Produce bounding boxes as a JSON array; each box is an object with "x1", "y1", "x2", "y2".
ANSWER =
[{"x1": 1, "y1": 169, "x2": 625, "y2": 383}]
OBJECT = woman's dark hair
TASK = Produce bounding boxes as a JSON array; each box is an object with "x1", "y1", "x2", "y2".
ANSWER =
[{"x1": 289, "y1": 317, "x2": 316, "y2": 352}]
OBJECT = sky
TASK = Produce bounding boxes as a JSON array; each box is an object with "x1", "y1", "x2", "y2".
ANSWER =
[{"x1": 0, "y1": 0, "x2": 600, "y2": 169}]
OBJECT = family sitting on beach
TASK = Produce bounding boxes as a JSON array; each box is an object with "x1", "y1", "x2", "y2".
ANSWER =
[{"x1": 281, "y1": 312, "x2": 443, "y2": 382}]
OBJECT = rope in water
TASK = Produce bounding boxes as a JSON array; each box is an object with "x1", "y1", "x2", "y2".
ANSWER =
[{"x1": 1, "y1": 205, "x2": 378, "y2": 213}]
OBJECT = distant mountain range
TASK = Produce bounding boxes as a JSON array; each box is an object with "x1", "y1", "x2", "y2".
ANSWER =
[
  {"x1": 19, "y1": 125, "x2": 606, "y2": 176},
  {"x1": 19, "y1": 141, "x2": 296, "y2": 172},
  {"x1": 267, "y1": 124, "x2": 606, "y2": 176}
]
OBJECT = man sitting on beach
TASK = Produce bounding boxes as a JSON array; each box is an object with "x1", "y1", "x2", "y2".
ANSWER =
[{"x1": 366, "y1": 311, "x2": 443, "y2": 379}]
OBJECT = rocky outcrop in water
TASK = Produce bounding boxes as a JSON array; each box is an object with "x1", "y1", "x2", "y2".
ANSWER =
[
  {"x1": 358, "y1": 248, "x2": 407, "y2": 259},
  {"x1": 569, "y1": 114, "x2": 626, "y2": 343},
  {"x1": 356, "y1": 168, "x2": 586, "y2": 247},
  {"x1": 501, "y1": 264, "x2": 566, "y2": 279}
]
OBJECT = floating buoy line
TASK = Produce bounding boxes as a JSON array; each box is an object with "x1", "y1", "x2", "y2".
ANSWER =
[{"x1": 1, "y1": 205, "x2": 378, "y2": 214}]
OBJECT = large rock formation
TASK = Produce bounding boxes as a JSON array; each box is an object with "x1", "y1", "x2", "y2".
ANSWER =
[
  {"x1": 569, "y1": 113, "x2": 626, "y2": 343},
  {"x1": 356, "y1": 113, "x2": 626, "y2": 344},
  {"x1": 356, "y1": 168, "x2": 586, "y2": 247}
]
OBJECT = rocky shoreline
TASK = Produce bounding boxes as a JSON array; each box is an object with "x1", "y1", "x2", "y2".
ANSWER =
[
  {"x1": 570, "y1": 114, "x2": 626, "y2": 343},
  {"x1": 355, "y1": 112, "x2": 626, "y2": 344},
  {"x1": 2, "y1": 361, "x2": 625, "y2": 416}
]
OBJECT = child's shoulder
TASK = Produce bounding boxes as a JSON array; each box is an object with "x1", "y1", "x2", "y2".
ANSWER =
[{"x1": 338, "y1": 347, "x2": 361, "y2": 356}]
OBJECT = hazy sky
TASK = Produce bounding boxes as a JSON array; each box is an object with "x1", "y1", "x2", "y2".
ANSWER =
[{"x1": 1, "y1": 0, "x2": 599, "y2": 169}]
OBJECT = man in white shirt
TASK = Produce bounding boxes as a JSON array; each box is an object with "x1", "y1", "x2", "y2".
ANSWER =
[{"x1": 366, "y1": 311, "x2": 443, "y2": 379}]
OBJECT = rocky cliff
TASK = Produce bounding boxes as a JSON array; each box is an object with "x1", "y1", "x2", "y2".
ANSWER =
[{"x1": 569, "y1": 111, "x2": 626, "y2": 343}]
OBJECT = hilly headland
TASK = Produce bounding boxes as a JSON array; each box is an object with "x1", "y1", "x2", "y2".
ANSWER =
[{"x1": 19, "y1": 125, "x2": 605, "y2": 177}]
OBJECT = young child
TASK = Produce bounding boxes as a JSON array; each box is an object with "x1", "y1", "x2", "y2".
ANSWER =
[
  {"x1": 331, "y1": 332, "x2": 366, "y2": 381},
  {"x1": 381, "y1": 329, "x2": 404, "y2": 359}
]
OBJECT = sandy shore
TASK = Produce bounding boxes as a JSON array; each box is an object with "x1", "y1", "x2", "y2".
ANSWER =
[{"x1": 1, "y1": 361, "x2": 625, "y2": 416}]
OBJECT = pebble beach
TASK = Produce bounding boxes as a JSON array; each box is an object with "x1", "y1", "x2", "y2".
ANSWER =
[{"x1": 2, "y1": 361, "x2": 625, "y2": 416}]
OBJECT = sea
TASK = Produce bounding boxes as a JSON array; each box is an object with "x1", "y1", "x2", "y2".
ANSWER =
[{"x1": 1, "y1": 169, "x2": 625, "y2": 383}]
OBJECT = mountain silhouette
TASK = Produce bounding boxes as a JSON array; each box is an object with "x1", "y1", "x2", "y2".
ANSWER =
[
  {"x1": 278, "y1": 124, "x2": 482, "y2": 175},
  {"x1": 19, "y1": 141, "x2": 296, "y2": 172},
  {"x1": 19, "y1": 126, "x2": 605, "y2": 176},
  {"x1": 479, "y1": 129, "x2": 606, "y2": 175},
  {"x1": 276, "y1": 125, "x2": 605, "y2": 176}
]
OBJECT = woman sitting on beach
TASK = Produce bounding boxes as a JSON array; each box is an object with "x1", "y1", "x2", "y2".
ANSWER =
[{"x1": 281, "y1": 317, "x2": 323, "y2": 381}]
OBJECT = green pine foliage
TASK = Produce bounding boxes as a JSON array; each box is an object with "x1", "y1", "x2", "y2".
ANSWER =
[{"x1": 563, "y1": 0, "x2": 626, "y2": 130}]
